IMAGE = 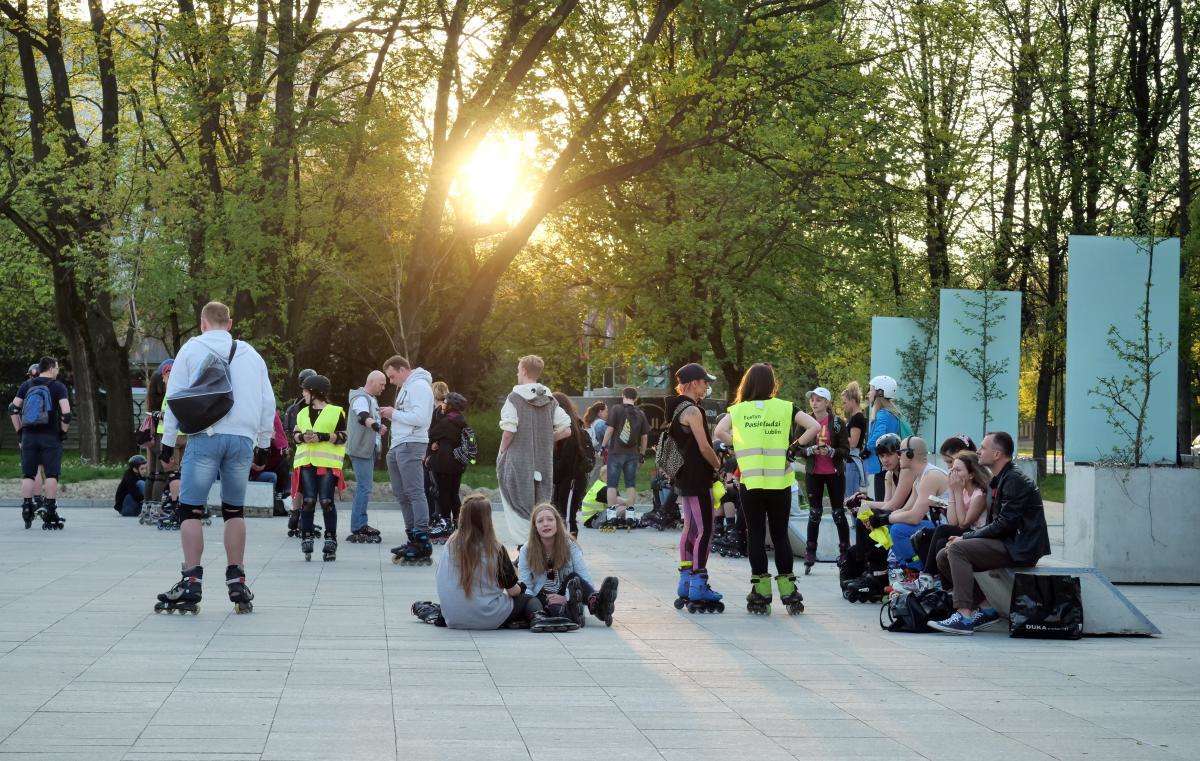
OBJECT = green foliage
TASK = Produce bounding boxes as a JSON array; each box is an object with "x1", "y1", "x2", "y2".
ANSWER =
[{"x1": 945, "y1": 290, "x2": 1011, "y2": 433}]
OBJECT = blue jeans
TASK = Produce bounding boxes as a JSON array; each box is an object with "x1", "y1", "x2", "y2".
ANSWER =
[
  {"x1": 349, "y1": 455, "x2": 374, "y2": 531},
  {"x1": 889, "y1": 520, "x2": 935, "y2": 570},
  {"x1": 844, "y1": 457, "x2": 865, "y2": 501},
  {"x1": 121, "y1": 480, "x2": 146, "y2": 516},
  {"x1": 606, "y1": 452, "x2": 639, "y2": 489},
  {"x1": 252, "y1": 471, "x2": 277, "y2": 486},
  {"x1": 179, "y1": 433, "x2": 254, "y2": 508}
]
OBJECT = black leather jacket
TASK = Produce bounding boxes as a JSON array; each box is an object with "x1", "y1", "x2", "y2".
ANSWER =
[{"x1": 963, "y1": 461, "x2": 1051, "y2": 565}]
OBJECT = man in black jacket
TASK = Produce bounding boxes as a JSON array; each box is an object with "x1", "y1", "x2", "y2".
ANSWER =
[{"x1": 930, "y1": 431, "x2": 1050, "y2": 635}]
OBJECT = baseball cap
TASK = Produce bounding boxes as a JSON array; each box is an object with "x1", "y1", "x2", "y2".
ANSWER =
[
  {"x1": 807, "y1": 387, "x2": 832, "y2": 401},
  {"x1": 676, "y1": 363, "x2": 716, "y2": 384}
]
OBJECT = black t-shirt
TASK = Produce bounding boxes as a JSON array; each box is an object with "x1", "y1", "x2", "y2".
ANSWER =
[
  {"x1": 669, "y1": 397, "x2": 715, "y2": 496},
  {"x1": 847, "y1": 411, "x2": 867, "y2": 450},
  {"x1": 16, "y1": 377, "x2": 68, "y2": 434}
]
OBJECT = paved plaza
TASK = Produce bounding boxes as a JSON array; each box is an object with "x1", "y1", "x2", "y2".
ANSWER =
[{"x1": 0, "y1": 507, "x2": 1197, "y2": 761}]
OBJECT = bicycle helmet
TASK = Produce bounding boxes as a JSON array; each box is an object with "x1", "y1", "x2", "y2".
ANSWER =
[
  {"x1": 298, "y1": 368, "x2": 317, "y2": 383},
  {"x1": 128, "y1": 454, "x2": 148, "y2": 467},
  {"x1": 874, "y1": 432, "x2": 903, "y2": 455},
  {"x1": 445, "y1": 392, "x2": 468, "y2": 412},
  {"x1": 301, "y1": 374, "x2": 331, "y2": 398}
]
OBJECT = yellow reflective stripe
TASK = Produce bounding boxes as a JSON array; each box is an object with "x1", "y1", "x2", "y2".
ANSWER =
[
  {"x1": 736, "y1": 447, "x2": 788, "y2": 456},
  {"x1": 739, "y1": 468, "x2": 792, "y2": 478}
]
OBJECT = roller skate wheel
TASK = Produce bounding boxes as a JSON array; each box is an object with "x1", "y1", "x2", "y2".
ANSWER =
[
  {"x1": 804, "y1": 565, "x2": 813, "y2": 575},
  {"x1": 304, "y1": 553, "x2": 311, "y2": 561},
  {"x1": 392, "y1": 556, "x2": 402, "y2": 564},
  {"x1": 786, "y1": 603, "x2": 804, "y2": 615},
  {"x1": 673, "y1": 598, "x2": 686, "y2": 610},
  {"x1": 234, "y1": 602, "x2": 253, "y2": 614}
]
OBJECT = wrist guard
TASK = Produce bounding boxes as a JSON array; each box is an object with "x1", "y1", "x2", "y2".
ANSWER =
[
  {"x1": 61, "y1": 412, "x2": 72, "y2": 424},
  {"x1": 357, "y1": 411, "x2": 370, "y2": 425}
]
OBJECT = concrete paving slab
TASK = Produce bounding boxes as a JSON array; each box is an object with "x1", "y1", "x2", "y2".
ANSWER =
[{"x1": 0, "y1": 508, "x2": 1197, "y2": 761}]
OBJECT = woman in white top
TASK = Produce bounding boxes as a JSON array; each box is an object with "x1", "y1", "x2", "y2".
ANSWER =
[{"x1": 920, "y1": 450, "x2": 991, "y2": 576}]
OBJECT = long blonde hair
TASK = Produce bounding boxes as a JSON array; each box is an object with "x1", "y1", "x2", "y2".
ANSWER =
[
  {"x1": 525, "y1": 503, "x2": 572, "y2": 577},
  {"x1": 448, "y1": 494, "x2": 501, "y2": 598}
]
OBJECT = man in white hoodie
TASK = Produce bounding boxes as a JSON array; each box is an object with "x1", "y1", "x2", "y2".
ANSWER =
[
  {"x1": 497, "y1": 355, "x2": 572, "y2": 539},
  {"x1": 380, "y1": 354, "x2": 435, "y2": 561},
  {"x1": 155, "y1": 302, "x2": 275, "y2": 615}
]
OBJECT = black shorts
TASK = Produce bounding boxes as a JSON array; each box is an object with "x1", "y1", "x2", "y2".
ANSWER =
[{"x1": 21, "y1": 432, "x2": 64, "y2": 479}]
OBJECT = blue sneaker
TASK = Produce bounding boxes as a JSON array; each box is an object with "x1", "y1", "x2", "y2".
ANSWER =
[
  {"x1": 971, "y1": 607, "x2": 1001, "y2": 629},
  {"x1": 929, "y1": 611, "x2": 975, "y2": 635}
]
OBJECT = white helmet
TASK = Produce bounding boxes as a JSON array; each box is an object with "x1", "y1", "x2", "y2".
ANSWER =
[{"x1": 869, "y1": 374, "x2": 898, "y2": 400}]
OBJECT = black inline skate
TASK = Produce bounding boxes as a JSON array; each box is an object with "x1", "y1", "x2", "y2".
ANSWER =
[
  {"x1": 685, "y1": 570, "x2": 724, "y2": 614},
  {"x1": 803, "y1": 543, "x2": 817, "y2": 575},
  {"x1": 392, "y1": 530, "x2": 432, "y2": 565},
  {"x1": 530, "y1": 610, "x2": 579, "y2": 633},
  {"x1": 301, "y1": 530, "x2": 316, "y2": 561},
  {"x1": 776, "y1": 573, "x2": 804, "y2": 615},
  {"x1": 287, "y1": 511, "x2": 302, "y2": 537},
  {"x1": 412, "y1": 600, "x2": 445, "y2": 626},
  {"x1": 21, "y1": 498, "x2": 36, "y2": 529},
  {"x1": 428, "y1": 517, "x2": 454, "y2": 545},
  {"x1": 346, "y1": 525, "x2": 382, "y2": 544},
  {"x1": 322, "y1": 531, "x2": 338, "y2": 562},
  {"x1": 587, "y1": 576, "x2": 619, "y2": 626},
  {"x1": 746, "y1": 573, "x2": 772, "y2": 615},
  {"x1": 226, "y1": 564, "x2": 254, "y2": 614},
  {"x1": 155, "y1": 566, "x2": 202, "y2": 614},
  {"x1": 39, "y1": 500, "x2": 65, "y2": 530}
]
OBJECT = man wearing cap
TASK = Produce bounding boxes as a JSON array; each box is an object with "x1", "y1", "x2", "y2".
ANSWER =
[
  {"x1": 797, "y1": 386, "x2": 850, "y2": 572},
  {"x1": 601, "y1": 385, "x2": 650, "y2": 519},
  {"x1": 864, "y1": 375, "x2": 904, "y2": 500}
]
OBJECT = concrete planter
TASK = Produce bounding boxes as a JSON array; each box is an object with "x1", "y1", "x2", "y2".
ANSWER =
[{"x1": 1064, "y1": 462, "x2": 1200, "y2": 583}]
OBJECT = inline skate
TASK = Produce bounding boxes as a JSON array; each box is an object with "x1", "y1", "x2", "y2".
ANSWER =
[
  {"x1": 346, "y1": 526, "x2": 382, "y2": 544},
  {"x1": 428, "y1": 517, "x2": 454, "y2": 545},
  {"x1": 803, "y1": 543, "x2": 817, "y2": 575},
  {"x1": 226, "y1": 564, "x2": 254, "y2": 614},
  {"x1": 412, "y1": 600, "x2": 444, "y2": 625},
  {"x1": 392, "y1": 530, "x2": 432, "y2": 565},
  {"x1": 322, "y1": 531, "x2": 338, "y2": 562},
  {"x1": 301, "y1": 530, "x2": 317, "y2": 561},
  {"x1": 776, "y1": 573, "x2": 804, "y2": 615},
  {"x1": 155, "y1": 566, "x2": 202, "y2": 614},
  {"x1": 746, "y1": 573, "x2": 772, "y2": 615},
  {"x1": 590, "y1": 576, "x2": 619, "y2": 626},
  {"x1": 530, "y1": 610, "x2": 579, "y2": 633},
  {"x1": 21, "y1": 499, "x2": 36, "y2": 529},
  {"x1": 673, "y1": 565, "x2": 692, "y2": 610},
  {"x1": 287, "y1": 511, "x2": 302, "y2": 537},
  {"x1": 39, "y1": 501, "x2": 65, "y2": 530},
  {"x1": 685, "y1": 570, "x2": 724, "y2": 614}
]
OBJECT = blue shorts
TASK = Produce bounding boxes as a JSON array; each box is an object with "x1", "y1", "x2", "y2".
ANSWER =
[
  {"x1": 179, "y1": 433, "x2": 254, "y2": 507},
  {"x1": 606, "y1": 452, "x2": 639, "y2": 490}
]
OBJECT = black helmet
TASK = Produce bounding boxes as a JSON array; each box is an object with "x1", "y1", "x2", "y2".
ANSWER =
[
  {"x1": 298, "y1": 368, "x2": 317, "y2": 383},
  {"x1": 445, "y1": 392, "x2": 468, "y2": 412},
  {"x1": 302, "y1": 374, "x2": 331, "y2": 398},
  {"x1": 128, "y1": 454, "x2": 147, "y2": 467},
  {"x1": 875, "y1": 433, "x2": 902, "y2": 455}
]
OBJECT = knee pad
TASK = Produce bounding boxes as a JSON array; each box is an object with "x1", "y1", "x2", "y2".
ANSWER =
[
  {"x1": 301, "y1": 498, "x2": 317, "y2": 512},
  {"x1": 319, "y1": 499, "x2": 335, "y2": 511},
  {"x1": 220, "y1": 502, "x2": 244, "y2": 521},
  {"x1": 176, "y1": 502, "x2": 207, "y2": 523}
]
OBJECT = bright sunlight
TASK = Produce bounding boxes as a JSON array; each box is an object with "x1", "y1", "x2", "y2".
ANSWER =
[{"x1": 454, "y1": 132, "x2": 537, "y2": 225}]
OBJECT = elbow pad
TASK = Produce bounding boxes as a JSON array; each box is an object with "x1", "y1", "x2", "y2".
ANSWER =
[{"x1": 61, "y1": 412, "x2": 72, "y2": 424}]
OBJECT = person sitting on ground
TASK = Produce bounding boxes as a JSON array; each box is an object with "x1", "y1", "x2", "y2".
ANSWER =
[
  {"x1": 115, "y1": 455, "x2": 150, "y2": 516},
  {"x1": 518, "y1": 503, "x2": 619, "y2": 628},
  {"x1": 929, "y1": 431, "x2": 1051, "y2": 635},
  {"x1": 919, "y1": 450, "x2": 991, "y2": 578},
  {"x1": 864, "y1": 437, "x2": 947, "y2": 585},
  {"x1": 417, "y1": 494, "x2": 564, "y2": 631}
]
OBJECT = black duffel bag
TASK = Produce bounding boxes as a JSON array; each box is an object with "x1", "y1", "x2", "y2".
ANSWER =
[
  {"x1": 1009, "y1": 573, "x2": 1084, "y2": 640},
  {"x1": 880, "y1": 588, "x2": 954, "y2": 632}
]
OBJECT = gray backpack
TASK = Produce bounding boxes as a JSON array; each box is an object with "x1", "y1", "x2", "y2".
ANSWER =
[{"x1": 166, "y1": 341, "x2": 238, "y2": 434}]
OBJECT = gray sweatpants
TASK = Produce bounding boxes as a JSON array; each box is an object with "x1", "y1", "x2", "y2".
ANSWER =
[{"x1": 387, "y1": 442, "x2": 429, "y2": 534}]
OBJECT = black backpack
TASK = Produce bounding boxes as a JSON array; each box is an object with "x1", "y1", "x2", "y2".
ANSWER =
[
  {"x1": 880, "y1": 588, "x2": 955, "y2": 632},
  {"x1": 576, "y1": 427, "x2": 596, "y2": 476},
  {"x1": 166, "y1": 341, "x2": 238, "y2": 434}
]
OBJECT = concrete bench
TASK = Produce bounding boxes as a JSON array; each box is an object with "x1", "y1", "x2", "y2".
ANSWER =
[
  {"x1": 204, "y1": 481, "x2": 277, "y2": 518},
  {"x1": 974, "y1": 560, "x2": 1160, "y2": 636}
]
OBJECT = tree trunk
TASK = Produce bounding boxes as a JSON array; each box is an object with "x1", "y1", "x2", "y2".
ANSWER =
[{"x1": 1172, "y1": 0, "x2": 1192, "y2": 459}]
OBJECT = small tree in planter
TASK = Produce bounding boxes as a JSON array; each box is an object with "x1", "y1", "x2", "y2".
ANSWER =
[
  {"x1": 896, "y1": 312, "x2": 938, "y2": 436},
  {"x1": 1087, "y1": 230, "x2": 1173, "y2": 467},
  {"x1": 946, "y1": 289, "x2": 1010, "y2": 436}
]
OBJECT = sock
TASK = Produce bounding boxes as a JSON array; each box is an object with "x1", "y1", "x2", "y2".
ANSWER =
[{"x1": 322, "y1": 507, "x2": 337, "y2": 537}]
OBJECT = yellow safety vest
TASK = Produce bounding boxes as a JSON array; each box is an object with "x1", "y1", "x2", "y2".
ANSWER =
[
  {"x1": 729, "y1": 397, "x2": 794, "y2": 490},
  {"x1": 294, "y1": 404, "x2": 346, "y2": 470},
  {"x1": 157, "y1": 399, "x2": 166, "y2": 435}
]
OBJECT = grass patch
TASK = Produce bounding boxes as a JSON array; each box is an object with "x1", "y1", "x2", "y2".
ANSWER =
[
  {"x1": 1041, "y1": 473, "x2": 1064, "y2": 502},
  {"x1": 0, "y1": 451, "x2": 126, "y2": 482}
]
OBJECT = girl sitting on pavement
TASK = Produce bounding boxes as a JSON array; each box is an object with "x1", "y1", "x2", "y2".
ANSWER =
[
  {"x1": 414, "y1": 494, "x2": 574, "y2": 632},
  {"x1": 519, "y1": 503, "x2": 619, "y2": 628}
]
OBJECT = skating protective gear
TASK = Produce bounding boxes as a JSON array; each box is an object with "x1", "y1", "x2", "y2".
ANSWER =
[
  {"x1": 127, "y1": 454, "x2": 148, "y2": 467},
  {"x1": 298, "y1": 368, "x2": 316, "y2": 383},
  {"x1": 867, "y1": 510, "x2": 889, "y2": 529},
  {"x1": 60, "y1": 411, "x2": 72, "y2": 425},
  {"x1": 874, "y1": 433, "x2": 902, "y2": 455},
  {"x1": 444, "y1": 392, "x2": 468, "y2": 412},
  {"x1": 220, "y1": 502, "x2": 244, "y2": 521},
  {"x1": 301, "y1": 497, "x2": 317, "y2": 511},
  {"x1": 6, "y1": 402, "x2": 20, "y2": 416},
  {"x1": 159, "y1": 444, "x2": 175, "y2": 464},
  {"x1": 175, "y1": 501, "x2": 208, "y2": 523},
  {"x1": 869, "y1": 375, "x2": 898, "y2": 400},
  {"x1": 300, "y1": 374, "x2": 331, "y2": 398},
  {"x1": 845, "y1": 491, "x2": 865, "y2": 509}
]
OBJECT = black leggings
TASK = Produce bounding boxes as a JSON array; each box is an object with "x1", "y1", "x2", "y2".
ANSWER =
[
  {"x1": 552, "y1": 473, "x2": 586, "y2": 533},
  {"x1": 805, "y1": 470, "x2": 848, "y2": 549},
  {"x1": 921, "y1": 524, "x2": 968, "y2": 575},
  {"x1": 433, "y1": 470, "x2": 463, "y2": 524},
  {"x1": 501, "y1": 592, "x2": 543, "y2": 628},
  {"x1": 741, "y1": 486, "x2": 794, "y2": 576}
]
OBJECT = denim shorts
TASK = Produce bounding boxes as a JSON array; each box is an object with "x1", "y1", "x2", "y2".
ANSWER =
[
  {"x1": 179, "y1": 433, "x2": 254, "y2": 507},
  {"x1": 606, "y1": 452, "x2": 639, "y2": 489}
]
